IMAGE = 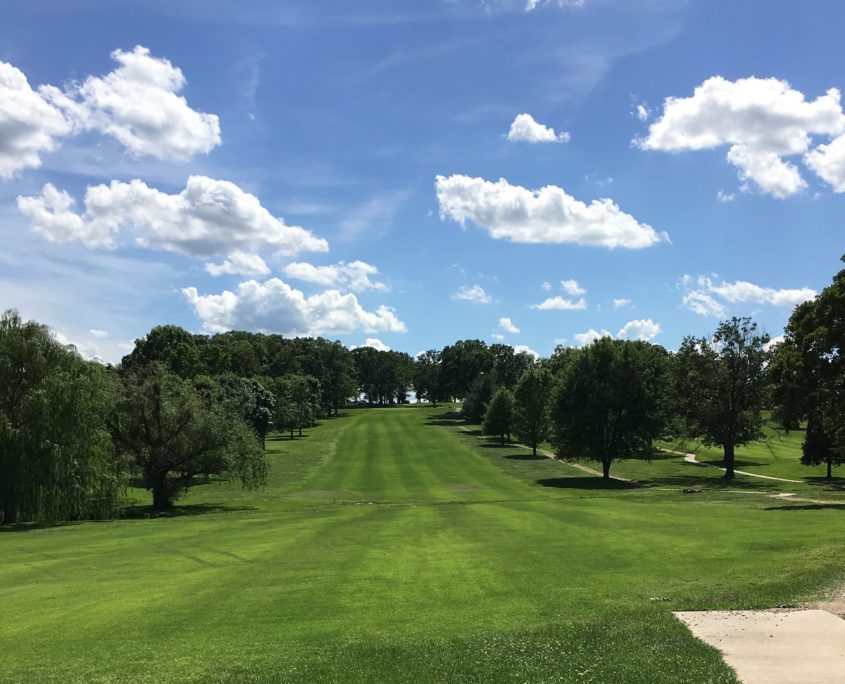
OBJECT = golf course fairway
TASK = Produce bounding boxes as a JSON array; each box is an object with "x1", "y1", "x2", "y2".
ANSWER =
[{"x1": 1, "y1": 406, "x2": 843, "y2": 683}]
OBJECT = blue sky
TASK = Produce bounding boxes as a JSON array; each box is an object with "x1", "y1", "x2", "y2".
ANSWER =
[{"x1": 0, "y1": 0, "x2": 839, "y2": 361}]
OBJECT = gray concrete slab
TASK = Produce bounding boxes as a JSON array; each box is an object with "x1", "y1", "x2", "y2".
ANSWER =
[{"x1": 675, "y1": 609, "x2": 845, "y2": 683}]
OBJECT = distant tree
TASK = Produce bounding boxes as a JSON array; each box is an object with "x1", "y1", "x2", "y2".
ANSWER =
[
  {"x1": 462, "y1": 373, "x2": 496, "y2": 423},
  {"x1": 767, "y1": 339, "x2": 806, "y2": 431},
  {"x1": 483, "y1": 388, "x2": 514, "y2": 445},
  {"x1": 322, "y1": 341, "x2": 357, "y2": 415},
  {"x1": 414, "y1": 350, "x2": 445, "y2": 406},
  {"x1": 108, "y1": 364, "x2": 266, "y2": 510},
  {"x1": 512, "y1": 367, "x2": 552, "y2": 456},
  {"x1": 440, "y1": 340, "x2": 494, "y2": 400},
  {"x1": 122, "y1": 324, "x2": 203, "y2": 378},
  {"x1": 216, "y1": 375, "x2": 275, "y2": 449},
  {"x1": 0, "y1": 311, "x2": 124, "y2": 524},
  {"x1": 551, "y1": 338, "x2": 669, "y2": 479},
  {"x1": 674, "y1": 317, "x2": 769, "y2": 479},
  {"x1": 273, "y1": 374, "x2": 317, "y2": 438},
  {"x1": 544, "y1": 344, "x2": 577, "y2": 378},
  {"x1": 801, "y1": 411, "x2": 842, "y2": 479},
  {"x1": 490, "y1": 344, "x2": 535, "y2": 389},
  {"x1": 352, "y1": 346, "x2": 380, "y2": 405},
  {"x1": 778, "y1": 257, "x2": 845, "y2": 478}
]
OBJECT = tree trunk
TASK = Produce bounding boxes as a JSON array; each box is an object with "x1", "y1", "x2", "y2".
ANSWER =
[
  {"x1": 289, "y1": 427, "x2": 294, "y2": 439},
  {"x1": 3, "y1": 501, "x2": 16, "y2": 525},
  {"x1": 532, "y1": 442, "x2": 537, "y2": 457},
  {"x1": 827, "y1": 457, "x2": 833, "y2": 480},
  {"x1": 151, "y1": 473, "x2": 172, "y2": 511},
  {"x1": 602, "y1": 459, "x2": 611, "y2": 480},
  {"x1": 298, "y1": 425, "x2": 303, "y2": 437},
  {"x1": 500, "y1": 433, "x2": 504, "y2": 446},
  {"x1": 723, "y1": 442, "x2": 735, "y2": 480}
]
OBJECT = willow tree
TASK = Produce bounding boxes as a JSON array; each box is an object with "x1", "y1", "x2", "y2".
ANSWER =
[{"x1": 0, "y1": 310, "x2": 123, "y2": 524}]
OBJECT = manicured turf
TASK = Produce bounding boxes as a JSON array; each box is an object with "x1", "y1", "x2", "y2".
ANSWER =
[{"x1": 2, "y1": 406, "x2": 844, "y2": 682}]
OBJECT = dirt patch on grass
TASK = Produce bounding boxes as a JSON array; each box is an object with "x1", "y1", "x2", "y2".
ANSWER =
[{"x1": 808, "y1": 583, "x2": 845, "y2": 618}]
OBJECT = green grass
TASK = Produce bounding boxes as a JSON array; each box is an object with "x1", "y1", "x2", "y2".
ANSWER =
[{"x1": 2, "y1": 406, "x2": 844, "y2": 682}]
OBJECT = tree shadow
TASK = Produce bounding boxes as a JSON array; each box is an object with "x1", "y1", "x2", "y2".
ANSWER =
[
  {"x1": 806, "y1": 477, "x2": 845, "y2": 490},
  {"x1": 120, "y1": 503, "x2": 256, "y2": 519},
  {"x1": 505, "y1": 453, "x2": 547, "y2": 461},
  {"x1": 639, "y1": 475, "x2": 780, "y2": 491},
  {"x1": 698, "y1": 459, "x2": 769, "y2": 469},
  {"x1": 537, "y1": 477, "x2": 640, "y2": 491},
  {"x1": 0, "y1": 520, "x2": 85, "y2": 533},
  {"x1": 765, "y1": 503, "x2": 845, "y2": 511}
]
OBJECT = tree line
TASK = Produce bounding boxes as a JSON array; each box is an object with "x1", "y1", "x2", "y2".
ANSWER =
[{"x1": 2, "y1": 258, "x2": 843, "y2": 524}]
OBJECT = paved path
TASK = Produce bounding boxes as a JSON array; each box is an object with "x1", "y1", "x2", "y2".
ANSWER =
[
  {"x1": 661, "y1": 448, "x2": 803, "y2": 483},
  {"x1": 675, "y1": 609, "x2": 845, "y2": 684}
]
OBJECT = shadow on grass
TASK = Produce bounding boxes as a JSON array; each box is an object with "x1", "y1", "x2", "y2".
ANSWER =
[
  {"x1": 806, "y1": 477, "x2": 845, "y2": 490},
  {"x1": 120, "y1": 503, "x2": 256, "y2": 520},
  {"x1": 0, "y1": 520, "x2": 84, "y2": 533},
  {"x1": 538, "y1": 477, "x2": 640, "y2": 491},
  {"x1": 765, "y1": 503, "x2": 845, "y2": 511},
  {"x1": 267, "y1": 431, "x2": 315, "y2": 442},
  {"x1": 640, "y1": 475, "x2": 780, "y2": 491},
  {"x1": 698, "y1": 459, "x2": 769, "y2": 469},
  {"x1": 505, "y1": 453, "x2": 547, "y2": 461}
]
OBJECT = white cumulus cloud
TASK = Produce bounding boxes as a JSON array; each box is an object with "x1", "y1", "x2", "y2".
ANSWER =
[
  {"x1": 45, "y1": 46, "x2": 220, "y2": 161},
  {"x1": 0, "y1": 62, "x2": 72, "y2": 178},
  {"x1": 616, "y1": 318, "x2": 661, "y2": 341},
  {"x1": 283, "y1": 260, "x2": 387, "y2": 292},
  {"x1": 183, "y1": 278, "x2": 406, "y2": 336},
  {"x1": 205, "y1": 251, "x2": 270, "y2": 277},
  {"x1": 531, "y1": 296, "x2": 587, "y2": 311},
  {"x1": 573, "y1": 318, "x2": 660, "y2": 347},
  {"x1": 436, "y1": 174, "x2": 666, "y2": 249},
  {"x1": 507, "y1": 113, "x2": 570, "y2": 143},
  {"x1": 352, "y1": 338, "x2": 390, "y2": 352},
  {"x1": 678, "y1": 275, "x2": 815, "y2": 317},
  {"x1": 573, "y1": 328, "x2": 612, "y2": 346},
  {"x1": 706, "y1": 279, "x2": 816, "y2": 308},
  {"x1": 498, "y1": 317, "x2": 520, "y2": 334},
  {"x1": 18, "y1": 176, "x2": 328, "y2": 257},
  {"x1": 613, "y1": 298, "x2": 632, "y2": 309},
  {"x1": 637, "y1": 76, "x2": 845, "y2": 197},
  {"x1": 560, "y1": 279, "x2": 586, "y2": 296},
  {"x1": 453, "y1": 284, "x2": 492, "y2": 304},
  {"x1": 682, "y1": 290, "x2": 728, "y2": 318},
  {"x1": 514, "y1": 344, "x2": 540, "y2": 359}
]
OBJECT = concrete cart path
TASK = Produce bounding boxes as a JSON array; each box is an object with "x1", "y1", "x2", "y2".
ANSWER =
[
  {"x1": 660, "y1": 448, "x2": 803, "y2": 483},
  {"x1": 674, "y1": 609, "x2": 845, "y2": 684}
]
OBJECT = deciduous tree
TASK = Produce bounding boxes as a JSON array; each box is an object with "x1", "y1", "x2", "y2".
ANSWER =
[
  {"x1": 108, "y1": 363, "x2": 266, "y2": 510},
  {"x1": 674, "y1": 317, "x2": 769, "y2": 479},
  {"x1": 483, "y1": 388, "x2": 513, "y2": 445},
  {"x1": 512, "y1": 367, "x2": 552, "y2": 456},
  {"x1": 551, "y1": 338, "x2": 669, "y2": 479}
]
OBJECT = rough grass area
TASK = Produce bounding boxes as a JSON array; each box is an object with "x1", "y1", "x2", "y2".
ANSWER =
[{"x1": 2, "y1": 406, "x2": 844, "y2": 682}]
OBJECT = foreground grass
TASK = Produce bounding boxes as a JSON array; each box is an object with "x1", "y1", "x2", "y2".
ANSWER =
[{"x1": 1, "y1": 406, "x2": 844, "y2": 682}]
